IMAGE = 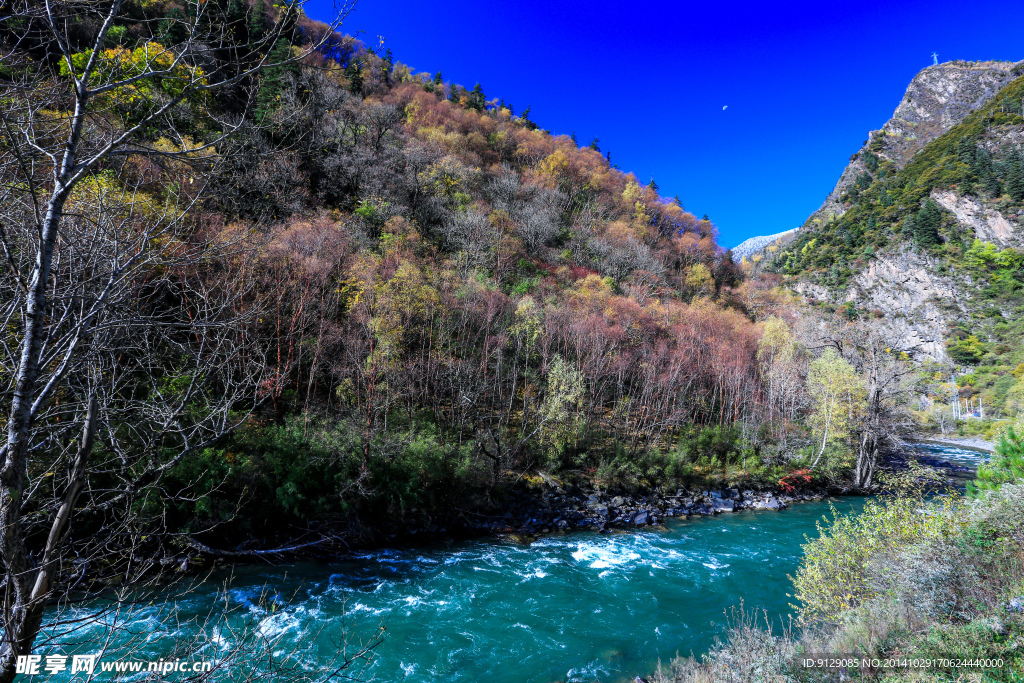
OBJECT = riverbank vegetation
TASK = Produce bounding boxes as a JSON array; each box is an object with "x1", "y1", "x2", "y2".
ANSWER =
[{"x1": 654, "y1": 419, "x2": 1024, "y2": 682}]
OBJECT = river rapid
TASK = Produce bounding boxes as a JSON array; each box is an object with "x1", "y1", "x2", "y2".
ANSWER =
[{"x1": 41, "y1": 444, "x2": 988, "y2": 683}]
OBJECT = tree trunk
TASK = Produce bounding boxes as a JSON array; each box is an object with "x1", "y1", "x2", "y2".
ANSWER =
[{"x1": 0, "y1": 191, "x2": 70, "y2": 682}]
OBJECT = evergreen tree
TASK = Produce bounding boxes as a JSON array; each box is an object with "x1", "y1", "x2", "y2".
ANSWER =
[
  {"x1": 985, "y1": 174, "x2": 1003, "y2": 197},
  {"x1": 254, "y1": 38, "x2": 298, "y2": 121},
  {"x1": 969, "y1": 427, "x2": 1024, "y2": 496},
  {"x1": 956, "y1": 137, "x2": 976, "y2": 166},
  {"x1": 899, "y1": 214, "x2": 915, "y2": 237},
  {"x1": 381, "y1": 48, "x2": 393, "y2": 85},
  {"x1": 648, "y1": 177, "x2": 659, "y2": 193},
  {"x1": 913, "y1": 200, "x2": 942, "y2": 247},
  {"x1": 227, "y1": 0, "x2": 247, "y2": 39},
  {"x1": 345, "y1": 59, "x2": 363, "y2": 96},
  {"x1": 158, "y1": 7, "x2": 189, "y2": 45},
  {"x1": 1006, "y1": 149, "x2": 1024, "y2": 202},
  {"x1": 249, "y1": 0, "x2": 268, "y2": 41},
  {"x1": 469, "y1": 83, "x2": 485, "y2": 111},
  {"x1": 433, "y1": 71, "x2": 443, "y2": 85}
]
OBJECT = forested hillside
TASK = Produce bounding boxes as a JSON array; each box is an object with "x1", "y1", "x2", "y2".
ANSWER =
[
  {"x1": 1, "y1": 0, "x2": 794, "y2": 565},
  {"x1": 772, "y1": 61, "x2": 1024, "y2": 424}
]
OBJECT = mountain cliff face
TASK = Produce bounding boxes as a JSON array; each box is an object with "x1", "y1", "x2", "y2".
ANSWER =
[
  {"x1": 776, "y1": 59, "x2": 1024, "y2": 417},
  {"x1": 807, "y1": 60, "x2": 1019, "y2": 228}
]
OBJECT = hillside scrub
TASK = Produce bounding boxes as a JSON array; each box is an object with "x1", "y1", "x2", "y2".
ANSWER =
[{"x1": 3, "y1": 0, "x2": 838, "y2": 578}]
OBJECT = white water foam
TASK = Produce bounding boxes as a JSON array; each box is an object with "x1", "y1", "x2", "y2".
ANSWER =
[{"x1": 571, "y1": 542, "x2": 641, "y2": 570}]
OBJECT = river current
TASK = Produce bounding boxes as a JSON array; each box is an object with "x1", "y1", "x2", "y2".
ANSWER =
[{"x1": 40, "y1": 443, "x2": 987, "y2": 683}]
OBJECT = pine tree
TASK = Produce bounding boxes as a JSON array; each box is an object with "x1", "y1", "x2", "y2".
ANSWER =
[
  {"x1": 249, "y1": 0, "x2": 268, "y2": 41},
  {"x1": 381, "y1": 48, "x2": 393, "y2": 86},
  {"x1": 433, "y1": 71, "x2": 443, "y2": 85},
  {"x1": 345, "y1": 59, "x2": 363, "y2": 96},
  {"x1": 1006, "y1": 149, "x2": 1024, "y2": 202},
  {"x1": 985, "y1": 174, "x2": 1003, "y2": 197},
  {"x1": 159, "y1": 7, "x2": 189, "y2": 45},
  {"x1": 968, "y1": 427, "x2": 1024, "y2": 496},
  {"x1": 254, "y1": 38, "x2": 298, "y2": 121},
  {"x1": 227, "y1": 0, "x2": 247, "y2": 38},
  {"x1": 913, "y1": 200, "x2": 942, "y2": 247},
  {"x1": 469, "y1": 83, "x2": 485, "y2": 111}
]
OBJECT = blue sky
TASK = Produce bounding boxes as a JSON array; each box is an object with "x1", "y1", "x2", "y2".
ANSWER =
[{"x1": 305, "y1": 0, "x2": 1024, "y2": 248}]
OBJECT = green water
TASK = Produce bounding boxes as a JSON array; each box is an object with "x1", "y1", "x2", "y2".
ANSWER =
[
  {"x1": 42, "y1": 499, "x2": 867, "y2": 683},
  {"x1": 38, "y1": 443, "x2": 991, "y2": 683}
]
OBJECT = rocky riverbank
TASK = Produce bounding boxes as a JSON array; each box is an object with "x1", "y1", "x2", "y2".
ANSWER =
[
  {"x1": 912, "y1": 433, "x2": 995, "y2": 452},
  {"x1": 399, "y1": 474, "x2": 833, "y2": 543}
]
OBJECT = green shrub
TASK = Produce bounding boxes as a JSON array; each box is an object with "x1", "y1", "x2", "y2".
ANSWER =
[
  {"x1": 793, "y1": 488, "x2": 963, "y2": 624},
  {"x1": 970, "y1": 427, "x2": 1024, "y2": 495}
]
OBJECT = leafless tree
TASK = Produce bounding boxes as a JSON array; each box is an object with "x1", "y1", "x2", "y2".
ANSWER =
[
  {"x1": 0, "y1": 0, "x2": 360, "y2": 678},
  {"x1": 804, "y1": 318, "x2": 921, "y2": 489}
]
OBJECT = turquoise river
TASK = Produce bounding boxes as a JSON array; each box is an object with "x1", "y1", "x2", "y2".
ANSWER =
[{"x1": 40, "y1": 443, "x2": 987, "y2": 683}]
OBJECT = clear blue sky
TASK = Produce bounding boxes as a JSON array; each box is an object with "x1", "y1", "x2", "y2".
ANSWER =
[{"x1": 305, "y1": 0, "x2": 1024, "y2": 248}]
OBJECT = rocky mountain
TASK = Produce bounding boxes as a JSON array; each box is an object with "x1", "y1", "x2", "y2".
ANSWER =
[
  {"x1": 775, "y1": 59, "x2": 1024, "y2": 417},
  {"x1": 731, "y1": 228, "x2": 797, "y2": 260},
  {"x1": 806, "y1": 60, "x2": 1019, "y2": 229}
]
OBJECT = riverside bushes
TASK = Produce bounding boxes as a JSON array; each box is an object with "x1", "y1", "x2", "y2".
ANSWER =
[{"x1": 655, "y1": 467, "x2": 1024, "y2": 681}]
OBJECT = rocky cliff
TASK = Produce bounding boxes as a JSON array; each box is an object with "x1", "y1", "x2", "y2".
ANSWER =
[
  {"x1": 776, "y1": 59, "x2": 1024, "y2": 416},
  {"x1": 806, "y1": 61, "x2": 1019, "y2": 228}
]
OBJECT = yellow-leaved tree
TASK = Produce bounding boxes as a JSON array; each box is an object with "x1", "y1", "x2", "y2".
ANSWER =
[{"x1": 807, "y1": 347, "x2": 866, "y2": 469}]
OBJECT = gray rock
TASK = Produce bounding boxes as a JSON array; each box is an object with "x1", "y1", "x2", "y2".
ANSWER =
[
  {"x1": 765, "y1": 497, "x2": 782, "y2": 510},
  {"x1": 1006, "y1": 597, "x2": 1024, "y2": 613},
  {"x1": 633, "y1": 511, "x2": 649, "y2": 526},
  {"x1": 712, "y1": 499, "x2": 735, "y2": 512}
]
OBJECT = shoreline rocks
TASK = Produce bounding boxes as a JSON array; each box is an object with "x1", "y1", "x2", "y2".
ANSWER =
[{"x1": 460, "y1": 480, "x2": 833, "y2": 542}]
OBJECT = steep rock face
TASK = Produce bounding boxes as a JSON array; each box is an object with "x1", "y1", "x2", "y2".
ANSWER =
[
  {"x1": 881, "y1": 61, "x2": 1017, "y2": 165},
  {"x1": 931, "y1": 189, "x2": 1021, "y2": 247},
  {"x1": 846, "y1": 252, "x2": 967, "y2": 359},
  {"x1": 807, "y1": 61, "x2": 1017, "y2": 226},
  {"x1": 793, "y1": 251, "x2": 969, "y2": 360}
]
